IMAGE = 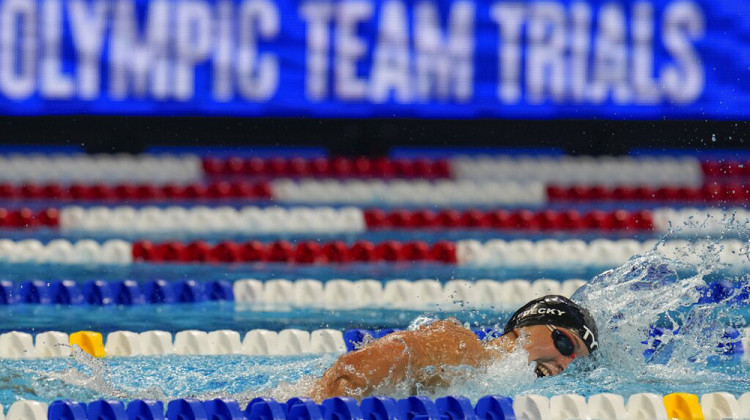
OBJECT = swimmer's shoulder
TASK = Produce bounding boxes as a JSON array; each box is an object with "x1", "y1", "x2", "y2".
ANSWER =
[
  {"x1": 417, "y1": 318, "x2": 486, "y2": 350},
  {"x1": 383, "y1": 317, "x2": 474, "y2": 343},
  {"x1": 413, "y1": 317, "x2": 465, "y2": 331},
  {"x1": 415, "y1": 318, "x2": 516, "y2": 360},
  {"x1": 484, "y1": 330, "x2": 517, "y2": 355}
]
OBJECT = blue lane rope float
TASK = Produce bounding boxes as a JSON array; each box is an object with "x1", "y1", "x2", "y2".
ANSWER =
[
  {"x1": 87, "y1": 400, "x2": 128, "y2": 420},
  {"x1": 39, "y1": 392, "x2": 750, "y2": 420},
  {"x1": 48, "y1": 400, "x2": 88, "y2": 420},
  {"x1": 287, "y1": 398, "x2": 324, "y2": 420},
  {"x1": 43, "y1": 397, "x2": 521, "y2": 420},
  {"x1": 0, "y1": 280, "x2": 234, "y2": 305},
  {"x1": 126, "y1": 400, "x2": 164, "y2": 420},
  {"x1": 205, "y1": 398, "x2": 245, "y2": 420}
]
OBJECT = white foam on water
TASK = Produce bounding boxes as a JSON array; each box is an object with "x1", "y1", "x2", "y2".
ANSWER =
[{"x1": 25, "y1": 345, "x2": 167, "y2": 401}]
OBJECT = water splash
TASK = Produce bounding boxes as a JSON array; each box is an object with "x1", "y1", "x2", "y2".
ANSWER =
[
  {"x1": 24, "y1": 345, "x2": 166, "y2": 401},
  {"x1": 412, "y1": 217, "x2": 750, "y2": 399},
  {"x1": 568, "y1": 234, "x2": 750, "y2": 397},
  {"x1": 431, "y1": 338, "x2": 538, "y2": 400},
  {"x1": 11, "y1": 348, "x2": 335, "y2": 407}
]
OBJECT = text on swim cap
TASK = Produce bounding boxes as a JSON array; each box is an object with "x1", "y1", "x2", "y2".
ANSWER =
[
  {"x1": 519, "y1": 307, "x2": 566, "y2": 318},
  {"x1": 582, "y1": 325, "x2": 598, "y2": 349}
]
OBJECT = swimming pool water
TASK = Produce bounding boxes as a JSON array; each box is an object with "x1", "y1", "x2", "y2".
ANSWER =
[
  {"x1": 0, "y1": 261, "x2": 606, "y2": 290},
  {"x1": 1, "y1": 239, "x2": 750, "y2": 408},
  {"x1": 0, "y1": 303, "x2": 507, "y2": 335},
  {"x1": 1, "y1": 334, "x2": 748, "y2": 407}
]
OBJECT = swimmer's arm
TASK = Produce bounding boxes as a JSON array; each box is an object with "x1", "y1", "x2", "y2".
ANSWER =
[
  {"x1": 309, "y1": 335, "x2": 411, "y2": 402},
  {"x1": 309, "y1": 319, "x2": 490, "y2": 401}
]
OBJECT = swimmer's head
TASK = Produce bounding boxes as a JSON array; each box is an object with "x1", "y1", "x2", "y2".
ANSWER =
[{"x1": 503, "y1": 295, "x2": 599, "y2": 377}]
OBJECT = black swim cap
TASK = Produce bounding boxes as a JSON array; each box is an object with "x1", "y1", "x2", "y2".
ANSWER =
[{"x1": 503, "y1": 295, "x2": 599, "y2": 353}]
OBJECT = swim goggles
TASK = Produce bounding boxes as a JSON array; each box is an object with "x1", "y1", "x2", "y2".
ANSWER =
[{"x1": 546, "y1": 324, "x2": 576, "y2": 359}]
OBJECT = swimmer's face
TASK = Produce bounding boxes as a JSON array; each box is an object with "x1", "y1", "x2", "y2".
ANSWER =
[{"x1": 518, "y1": 324, "x2": 590, "y2": 377}]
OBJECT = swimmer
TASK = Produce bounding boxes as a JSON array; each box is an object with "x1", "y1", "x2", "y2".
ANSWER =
[{"x1": 310, "y1": 295, "x2": 598, "y2": 401}]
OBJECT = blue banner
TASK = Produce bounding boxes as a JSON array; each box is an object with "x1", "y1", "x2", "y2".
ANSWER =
[{"x1": 0, "y1": 0, "x2": 746, "y2": 118}]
